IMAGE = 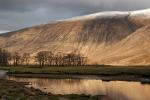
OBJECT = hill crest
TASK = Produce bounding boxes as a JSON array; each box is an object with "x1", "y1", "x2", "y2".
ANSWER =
[{"x1": 0, "y1": 9, "x2": 150, "y2": 65}]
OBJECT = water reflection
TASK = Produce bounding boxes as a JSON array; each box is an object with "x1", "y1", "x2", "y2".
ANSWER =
[
  {"x1": 7, "y1": 77, "x2": 150, "y2": 100},
  {"x1": 0, "y1": 70, "x2": 7, "y2": 77}
]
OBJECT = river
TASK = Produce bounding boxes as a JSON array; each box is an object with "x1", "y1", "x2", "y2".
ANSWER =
[
  {"x1": 7, "y1": 77, "x2": 150, "y2": 100},
  {"x1": 0, "y1": 70, "x2": 8, "y2": 77}
]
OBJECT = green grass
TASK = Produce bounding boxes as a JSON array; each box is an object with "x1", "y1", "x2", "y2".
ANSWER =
[{"x1": 0, "y1": 65, "x2": 150, "y2": 77}]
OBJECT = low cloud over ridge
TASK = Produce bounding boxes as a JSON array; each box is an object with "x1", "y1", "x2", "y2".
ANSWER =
[{"x1": 0, "y1": 0, "x2": 150, "y2": 31}]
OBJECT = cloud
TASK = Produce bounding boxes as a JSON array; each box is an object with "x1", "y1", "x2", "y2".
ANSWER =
[
  {"x1": 0, "y1": 30, "x2": 9, "y2": 34},
  {"x1": 0, "y1": 0, "x2": 149, "y2": 31}
]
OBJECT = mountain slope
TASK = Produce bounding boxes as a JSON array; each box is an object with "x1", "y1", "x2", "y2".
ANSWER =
[{"x1": 0, "y1": 9, "x2": 150, "y2": 65}]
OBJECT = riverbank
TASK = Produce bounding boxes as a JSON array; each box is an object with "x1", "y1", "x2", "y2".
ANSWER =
[
  {"x1": 0, "y1": 66, "x2": 150, "y2": 82},
  {"x1": 0, "y1": 78, "x2": 108, "y2": 100},
  {"x1": 8, "y1": 74, "x2": 150, "y2": 83},
  {"x1": 0, "y1": 66, "x2": 150, "y2": 76}
]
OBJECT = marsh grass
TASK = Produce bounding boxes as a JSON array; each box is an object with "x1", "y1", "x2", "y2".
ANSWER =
[{"x1": 0, "y1": 65, "x2": 150, "y2": 77}]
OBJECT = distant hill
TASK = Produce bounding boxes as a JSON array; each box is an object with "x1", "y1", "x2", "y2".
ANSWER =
[{"x1": 0, "y1": 9, "x2": 150, "y2": 65}]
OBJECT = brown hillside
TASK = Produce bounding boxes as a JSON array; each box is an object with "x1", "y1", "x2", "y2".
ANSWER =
[{"x1": 0, "y1": 9, "x2": 150, "y2": 65}]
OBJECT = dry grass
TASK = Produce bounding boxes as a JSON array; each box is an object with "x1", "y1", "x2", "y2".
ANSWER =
[{"x1": 0, "y1": 65, "x2": 150, "y2": 77}]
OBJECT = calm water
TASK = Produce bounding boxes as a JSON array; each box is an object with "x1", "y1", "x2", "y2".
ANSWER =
[
  {"x1": 7, "y1": 77, "x2": 150, "y2": 100},
  {"x1": 0, "y1": 70, "x2": 7, "y2": 77}
]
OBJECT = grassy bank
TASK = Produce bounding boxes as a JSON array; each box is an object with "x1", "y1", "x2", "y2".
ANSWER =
[
  {"x1": 0, "y1": 65, "x2": 150, "y2": 77},
  {"x1": 0, "y1": 79, "x2": 106, "y2": 100}
]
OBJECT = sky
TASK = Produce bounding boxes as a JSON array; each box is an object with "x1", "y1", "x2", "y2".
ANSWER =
[{"x1": 0, "y1": 0, "x2": 150, "y2": 33}]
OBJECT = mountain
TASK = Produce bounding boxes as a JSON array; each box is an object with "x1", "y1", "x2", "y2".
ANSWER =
[{"x1": 0, "y1": 9, "x2": 150, "y2": 65}]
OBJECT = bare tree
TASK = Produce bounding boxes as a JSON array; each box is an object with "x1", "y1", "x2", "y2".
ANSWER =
[
  {"x1": 0, "y1": 48, "x2": 87, "y2": 67},
  {"x1": 62, "y1": 52, "x2": 87, "y2": 66},
  {"x1": 19, "y1": 50, "x2": 88, "y2": 67},
  {"x1": 62, "y1": 53, "x2": 76, "y2": 66},
  {"x1": 0, "y1": 48, "x2": 11, "y2": 66},
  {"x1": 54, "y1": 52, "x2": 64, "y2": 66},
  {"x1": 21, "y1": 53, "x2": 30, "y2": 66},
  {"x1": 75, "y1": 53, "x2": 87, "y2": 66},
  {"x1": 12, "y1": 52, "x2": 21, "y2": 66},
  {"x1": 35, "y1": 51, "x2": 50, "y2": 67},
  {"x1": 46, "y1": 51, "x2": 54, "y2": 66}
]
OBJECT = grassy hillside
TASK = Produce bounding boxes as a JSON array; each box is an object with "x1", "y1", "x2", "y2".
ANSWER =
[{"x1": 0, "y1": 9, "x2": 150, "y2": 65}]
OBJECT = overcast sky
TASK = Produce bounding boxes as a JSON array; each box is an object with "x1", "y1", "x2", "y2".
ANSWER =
[{"x1": 0, "y1": 0, "x2": 150, "y2": 32}]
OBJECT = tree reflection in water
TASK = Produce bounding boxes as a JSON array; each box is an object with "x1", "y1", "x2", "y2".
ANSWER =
[{"x1": 8, "y1": 77, "x2": 150, "y2": 100}]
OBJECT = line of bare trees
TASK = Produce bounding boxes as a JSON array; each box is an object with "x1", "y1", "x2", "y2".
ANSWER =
[{"x1": 0, "y1": 48, "x2": 87, "y2": 67}]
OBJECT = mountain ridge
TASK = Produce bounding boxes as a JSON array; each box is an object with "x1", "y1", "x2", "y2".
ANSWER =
[{"x1": 0, "y1": 9, "x2": 150, "y2": 65}]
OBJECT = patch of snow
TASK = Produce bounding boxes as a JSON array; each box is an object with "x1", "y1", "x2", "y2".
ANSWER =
[
  {"x1": 129, "y1": 9, "x2": 150, "y2": 25},
  {"x1": 0, "y1": 30, "x2": 9, "y2": 34},
  {"x1": 130, "y1": 8, "x2": 150, "y2": 18},
  {"x1": 59, "y1": 11, "x2": 129, "y2": 22},
  {"x1": 58, "y1": 9, "x2": 150, "y2": 22}
]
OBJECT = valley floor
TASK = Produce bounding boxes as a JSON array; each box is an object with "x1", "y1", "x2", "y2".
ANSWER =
[
  {"x1": 0, "y1": 65, "x2": 150, "y2": 82},
  {"x1": 0, "y1": 65, "x2": 150, "y2": 99}
]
